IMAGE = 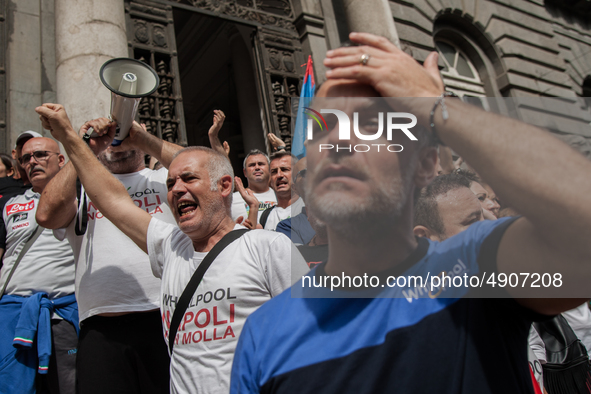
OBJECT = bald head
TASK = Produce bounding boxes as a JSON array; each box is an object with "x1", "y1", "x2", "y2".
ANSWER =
[
  {"x1": 23, "y1": 137, "x2": 60, "y2": 153},
  {"x1": 21, "y1": 137, "x2": 64, "y2": 192}
]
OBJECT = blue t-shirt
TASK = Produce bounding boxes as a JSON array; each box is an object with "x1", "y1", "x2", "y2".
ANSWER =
[
  {"x1": 231, "y1": 217, "x2": 545, "y2": 394},
  {"x1": 275, "y1": 209, "x2": 315, "y2": 245}
]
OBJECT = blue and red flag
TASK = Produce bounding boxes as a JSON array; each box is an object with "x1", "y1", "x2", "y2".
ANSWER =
[{"x1": 292, "y1": 55, "x2": 315, "y2": 159}]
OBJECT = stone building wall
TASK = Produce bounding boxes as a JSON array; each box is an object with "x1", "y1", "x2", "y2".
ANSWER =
[
  {"x1": 387, "y1": 0, "x2": 591, "y2": 155},
  {"x1": 2, "y1": 0, "x2": 590, "y2": 154}
]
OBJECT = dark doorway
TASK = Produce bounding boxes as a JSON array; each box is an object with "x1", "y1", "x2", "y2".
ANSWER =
[{"x1": 173, "y1": 9, "x2": 266, "y2": 179}]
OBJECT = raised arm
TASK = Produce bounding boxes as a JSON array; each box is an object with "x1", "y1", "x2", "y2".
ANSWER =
[
  {"x1": 37, "y1": 117, "x2": 114, "y2": 229},
  {"x1": 35, "y1": 104, "x2": 152, "y2": 253},
  {"x1": 324, "y1": 32, "x2": 591, "y2": 313},
  {"x1": 36, "y1": 161, "x2": 77, "y2": 229},
  {"x1": 234, "y1": 176, "x2": 261, "y2": 230},
  {"x1": 267, "y1": 133, "x2": 286, "y2": 152},
  {"x1": 207, "y1": 110, "x2": 229, "y2": 159}
]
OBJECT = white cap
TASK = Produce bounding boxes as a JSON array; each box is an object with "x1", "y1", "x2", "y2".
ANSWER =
[{"x1": 15, "y1": 131, "x2": 43, "y2": 148}]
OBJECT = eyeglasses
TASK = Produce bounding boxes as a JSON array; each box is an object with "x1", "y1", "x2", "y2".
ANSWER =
[
  {"x1": 295, "y1": 168, "x2": 307, "y2": 181},
  {"x1": 19, "y1": 150, "x2": 59, "y2": 165}
]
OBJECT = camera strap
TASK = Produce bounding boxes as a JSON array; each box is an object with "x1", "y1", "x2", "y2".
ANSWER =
[
  {"x1": 168, "y1": 228, "x2": 248, "y2": 354},
  {"x1": 74, "y1": 177, "x2": 88, "y2": 236},
  {"x1": 259, "y1": 206, "x2": 275, "y2": 229}
]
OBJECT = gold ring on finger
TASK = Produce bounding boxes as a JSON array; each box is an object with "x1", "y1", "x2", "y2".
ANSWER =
[{"x1": 360, "y1": 54, "x2": 371, "y2": 66}]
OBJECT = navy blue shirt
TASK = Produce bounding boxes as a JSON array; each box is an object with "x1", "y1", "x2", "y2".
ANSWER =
[
  {"x1": 231, "y1": 217, "x2": 545, "y2": 394},
  {"x1": 276, "y1": 208, "x2": 315, "y2": 245}
]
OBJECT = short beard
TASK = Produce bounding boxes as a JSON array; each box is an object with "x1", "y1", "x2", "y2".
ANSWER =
[
  {"x1": 306, "y1": 156, "x2": 417, "y2": 240},
  {"x1": 98, "y1": 149, "x2": 145, "y2": 174}
]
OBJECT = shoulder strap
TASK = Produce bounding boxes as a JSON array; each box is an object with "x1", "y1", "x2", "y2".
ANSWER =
[
  {"x1": 259, "y1": 206, "x2": 275, "y2": 228},
  {"x1": 74, "y1": 177, "x2": 88, "y2": 236},
  {"x1": 168, "y1": 228, "x2": 249, "y2": 353},
  {"x1": 0, "y1": 224, "x2": 44, "y2": 301}
]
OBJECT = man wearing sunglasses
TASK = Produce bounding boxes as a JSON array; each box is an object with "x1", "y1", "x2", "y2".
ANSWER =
[
  {"x1": 10, "y1": 131, "x2": 43, "y2": 184},
  {"x1": 0, "y1": 137, "x2": 77, "y2": 394},
  {"x1": 0, "y1": 131, "x2": 43, "y2": 209}
]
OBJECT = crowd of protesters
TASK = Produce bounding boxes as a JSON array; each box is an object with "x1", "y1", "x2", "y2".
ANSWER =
[{"x1": 0, "y1": 31, "x2": 591, "y2": 394}]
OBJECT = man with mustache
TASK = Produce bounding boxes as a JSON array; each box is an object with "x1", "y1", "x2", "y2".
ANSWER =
[
  {"x1": 262, "y1": 151, "x2": 304, "y2": 230},
  {"x1": 230, "y1": 32, "x2": 591, "y2": 394},
  {"x1": 11, "y1": 131, "x2": 43, "y2": 184},
  {"x1": 0, "y1": 131, "x2": 43, "y2": 220},
  {"x1": 0, "y1": 137, "x2": 77, "y2": 394}
]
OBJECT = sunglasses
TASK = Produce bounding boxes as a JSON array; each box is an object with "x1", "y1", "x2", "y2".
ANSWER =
[{"x1": 19, "y1": 150, "x2": 59, "y2": 165}]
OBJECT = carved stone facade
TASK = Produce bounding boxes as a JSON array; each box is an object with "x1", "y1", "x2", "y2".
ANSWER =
[
  {"x1": 175, "y1": 0, "x2": 295, "y2": 30},
  {"x1": 389, "y1": 0, "x2": 591, "y2": 155},
  {"x1": 126, "y1": 1, "x2": 187, "y2": 146},
  {"x1": 254, "y1": 28, "x2": 304, "y2": 151},
  {"x1": 123, "y1": 0, "x2": 304, "y2": 152}
]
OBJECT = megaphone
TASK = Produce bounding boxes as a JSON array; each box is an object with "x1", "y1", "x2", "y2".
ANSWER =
[{"x1": 99, "y1": 58, "x2": 159, "y2": 146}]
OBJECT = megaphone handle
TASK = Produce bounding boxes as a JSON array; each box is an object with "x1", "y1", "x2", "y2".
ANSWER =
[
  {"x1": 86, "y1": 127, "x2": 100, "y2": 138},
  {"x1": 85, "y1": 114, "x2": 113, "y2": 139}
]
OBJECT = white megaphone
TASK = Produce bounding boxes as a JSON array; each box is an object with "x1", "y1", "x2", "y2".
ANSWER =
[{"x1": 99, "y1": 58, "x2": 159, "y2": 146}]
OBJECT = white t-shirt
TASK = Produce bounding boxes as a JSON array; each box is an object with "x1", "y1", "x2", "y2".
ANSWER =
[
  {"x1": 263, "y1": 197, "x2": 305, "y2": 231},
  {"x1": 231, "y1": 188, "x2": 277, "y2": 222},
  {"x1": 0, "y1": 189, "x2": 74, "y2": 299},
  {"x1": 62, "y1": 167, "x2": 176, "y2": 321},
  {"x1": 147, "y1": 219, "x2": 309, "y2": 394}
]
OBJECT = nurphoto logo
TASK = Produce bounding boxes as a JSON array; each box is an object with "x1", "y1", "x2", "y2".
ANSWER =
[{"x1": 305, "y1": 107, "x2": 418, "y2": 153}]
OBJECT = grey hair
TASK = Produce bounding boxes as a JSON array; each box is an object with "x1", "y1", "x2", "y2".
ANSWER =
[
  {"x1": 243, "y1": 149, "x2": 270, "y2": 169},
  {"x1": 172, "y1": 146, "x2": 235, "y2": 192}
]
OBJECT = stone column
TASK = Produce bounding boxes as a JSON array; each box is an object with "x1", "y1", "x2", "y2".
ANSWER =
[
  {"x1": 228, "y1": 27, "x2": 267, "y2": 154},
  {"x1": 342, "y1": 0, "x2": 400, "y2": 48},
  {"x1": 54, "y1": 0, "x2": 128, "y2": 130}
]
